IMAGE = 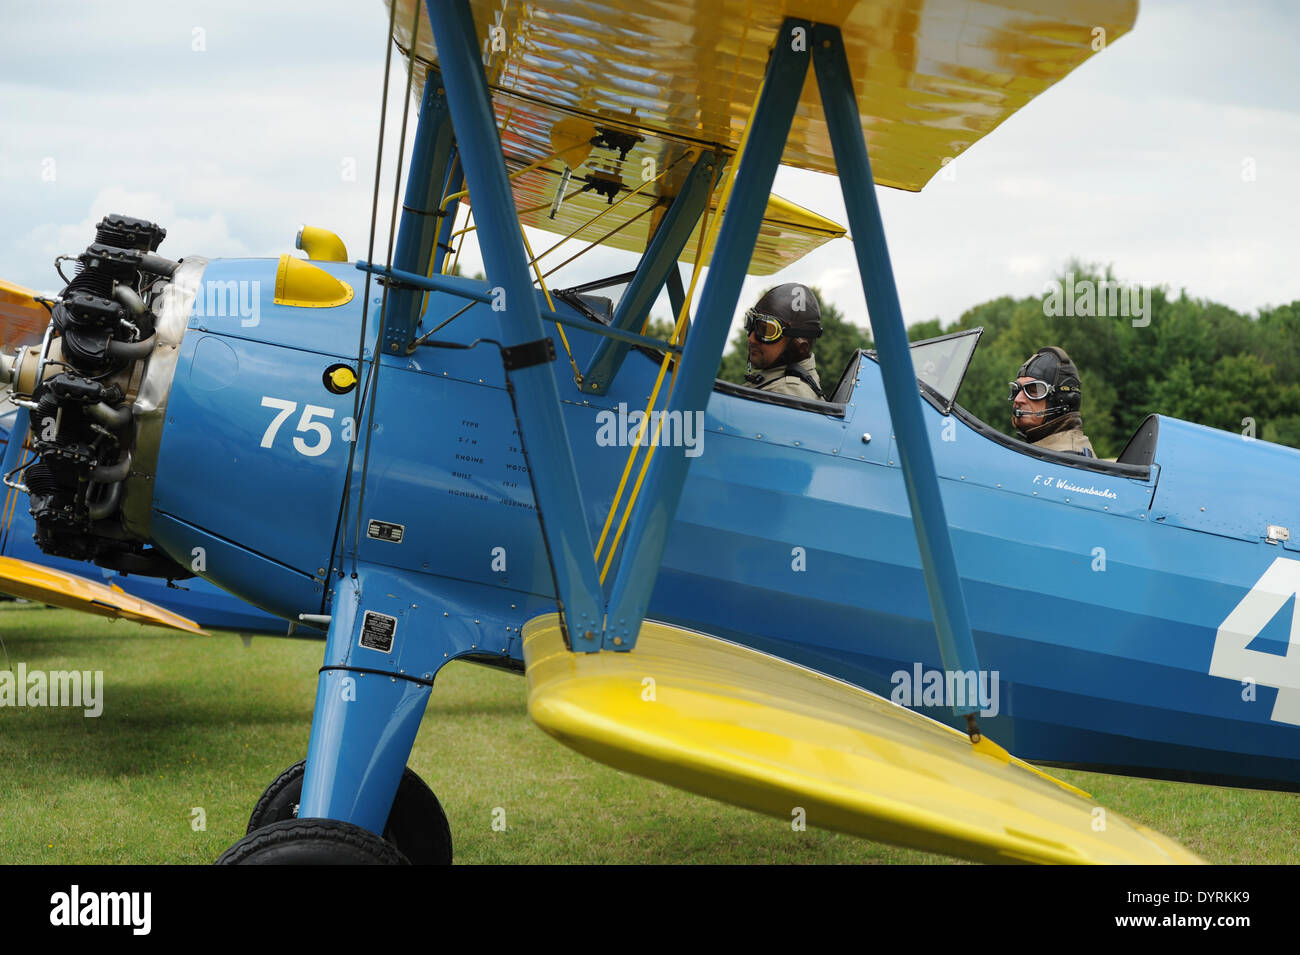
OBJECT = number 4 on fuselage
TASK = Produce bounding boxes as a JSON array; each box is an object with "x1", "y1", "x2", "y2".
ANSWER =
[{"x1": 1211, "y1": 557, "x2": 1300, "y2": 726}]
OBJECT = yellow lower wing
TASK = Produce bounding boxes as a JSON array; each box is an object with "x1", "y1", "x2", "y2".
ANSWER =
[
  {"x1": 0, "y1": 556, "x2": 206, "y2": 635},
  {"x1": 523, "y1": 615, "x2": 1201, "y2": 865}
]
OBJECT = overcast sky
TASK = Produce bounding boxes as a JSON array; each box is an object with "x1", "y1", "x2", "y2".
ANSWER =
[{"x1": 2, "y1": 0, "x2": 1296, "y2": 340}]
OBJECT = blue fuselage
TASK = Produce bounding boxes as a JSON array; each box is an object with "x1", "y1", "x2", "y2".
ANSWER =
[{"x1": 147, "y1": 257, "x2": 1300, "y2": 790}]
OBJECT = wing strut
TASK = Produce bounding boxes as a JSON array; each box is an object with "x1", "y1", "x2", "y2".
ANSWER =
[
  {"x1": 812, "y1": 24, "x2": 984, "y2": 723},
  {"x1": 425, "y1": 0, "x2": 605, "y2": 650},
  {"x1": 581, "y1": 149, "x2": 720, "y2": 395},
  {"x1": 423, "y1": 3, "x2": 982, "y2": 721},
  {"x1": 382, "y1": 69, "x2": 455, "y2": 356},
  {"x1": 598, "y1": 20, "x2": 983, "y2": 720}
]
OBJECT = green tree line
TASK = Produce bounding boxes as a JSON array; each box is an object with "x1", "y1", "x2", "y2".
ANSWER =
[{"x1": 702, "y1": 271, "x2": 1300, "y2": 460}]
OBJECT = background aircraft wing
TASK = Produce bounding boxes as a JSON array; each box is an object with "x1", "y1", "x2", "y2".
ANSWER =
[
  {"x1": 0, "y1": 555, "x2": 207, "y2": 635},
  {"x1": 0, "y1": 279, "x2": 49, "y2": 348}
]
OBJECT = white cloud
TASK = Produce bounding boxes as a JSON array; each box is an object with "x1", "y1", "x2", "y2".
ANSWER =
[
  {"x1": 2, "y1": 0, "x2": 1297, "y2": 342},
  {"x1": 18, "y1": 187, "x2": 253, "y2": 292}
]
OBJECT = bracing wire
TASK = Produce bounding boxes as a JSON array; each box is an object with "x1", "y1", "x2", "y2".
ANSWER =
[
  {"x1": 328, "y1": 0, "x2": 406, "y2": 583},
  {"x1": 351, "y1": 0, "x2": 423, "y2": 572}
]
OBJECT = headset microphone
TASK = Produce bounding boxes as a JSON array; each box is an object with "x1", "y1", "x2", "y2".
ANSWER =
[{"x1": 1014, "y1": 406, "x2": 1069, "y2": 421}]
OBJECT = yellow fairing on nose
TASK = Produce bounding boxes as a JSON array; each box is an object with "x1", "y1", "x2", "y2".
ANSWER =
[{"x1": 273, "y1": 255, "x2": 354, "y2": 309}]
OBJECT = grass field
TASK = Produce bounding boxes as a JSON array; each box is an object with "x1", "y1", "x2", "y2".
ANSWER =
[{"x1": 0, "y1": 605, "x2": 1296, "y2": 864}]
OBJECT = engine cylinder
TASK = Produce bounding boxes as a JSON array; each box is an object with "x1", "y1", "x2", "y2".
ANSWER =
[{"x1": 17, "y1": 213, "x2": 192, "y2": 578}]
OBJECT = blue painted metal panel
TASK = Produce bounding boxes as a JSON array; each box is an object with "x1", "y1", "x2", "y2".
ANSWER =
[
  {"x1": 187, "y1": 258, "x2": 376, "y2": 360},
  {"x1": 1149, "y1": 416, "x2": 1300, "y2": 543},
  {"x1": 153, "y1": 333, "x2": 352, "y2": 581},
  {"x1": 889, "y1": 397, "x2": 1156, "y2": 522},
  {"x1": 350, "y1": 362, "x2": 556, "y2": 596},
  {"x1": 149, "y1": 511, "x2": 322, "y2": 625},
  {"x1": 707, "y1": 391, "x2": 849, "y2": 457}
]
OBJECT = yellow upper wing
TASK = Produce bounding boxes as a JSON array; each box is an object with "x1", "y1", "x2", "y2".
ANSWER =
[
  {"x1": 524, "y1": 613, "x2": 1200, "y2": 865},
  {"x1": 393, "y1": 0, "x2": 1137, "y2": 192}
]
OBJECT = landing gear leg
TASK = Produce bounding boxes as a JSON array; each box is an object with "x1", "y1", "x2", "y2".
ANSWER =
[{"x1": 216, "y1": 569, "x2": 458, "y2": 864}]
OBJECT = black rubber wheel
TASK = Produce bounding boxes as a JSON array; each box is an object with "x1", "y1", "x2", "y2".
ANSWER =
[
  {"x1": 216, "y1": 818, "x2": 410, "y2": 865},
  {"x1": 244, "y1": 759, "x2": 452, "y2": 865}
]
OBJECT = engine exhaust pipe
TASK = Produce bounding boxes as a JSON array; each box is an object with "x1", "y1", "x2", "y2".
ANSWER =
[{"x1": 89, "y1": 450, "x2": 132, "y2": 483}]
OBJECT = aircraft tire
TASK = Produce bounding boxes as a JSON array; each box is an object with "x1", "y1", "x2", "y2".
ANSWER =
[
  {"x1": 215, "y1": 818, "x2": 410, "y2": 865},
  {"x1": 244, "y1": 759, "x2": 453, "y2": 865}
]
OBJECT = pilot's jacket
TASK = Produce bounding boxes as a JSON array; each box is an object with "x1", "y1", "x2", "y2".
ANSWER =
[
  {"x1": 1032, "y1": 425, "x2": 1096, "y2": 457},
  {"x1": 748, "y1": 356, "x2": 823, "y2": 401}
]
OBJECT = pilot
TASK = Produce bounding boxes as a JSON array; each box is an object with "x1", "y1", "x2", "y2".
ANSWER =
[
  {"x1": 1009, "y1": 346, "x2": 1096, "y2": 457},
  {"x1": 743, "y1": 283, "x2": 824, "y2": 401}
]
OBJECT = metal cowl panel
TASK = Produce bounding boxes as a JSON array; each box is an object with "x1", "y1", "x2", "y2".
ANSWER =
[{"x1": 121, "y1": 256, "x2": 208, "y2": 539}]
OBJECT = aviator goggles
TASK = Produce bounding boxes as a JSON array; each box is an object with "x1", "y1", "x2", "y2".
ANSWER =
[
  {"x1": 1008, "y1": 379, "x2": 1054, "y2": 401},
  {"x1": 744, "y1": 309, "x2": 821, "y2": 344}
]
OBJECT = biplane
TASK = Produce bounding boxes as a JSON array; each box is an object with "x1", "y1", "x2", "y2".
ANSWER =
[{"x1": 4, "y1": 0, "x2": 1292, "y2": 865}]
